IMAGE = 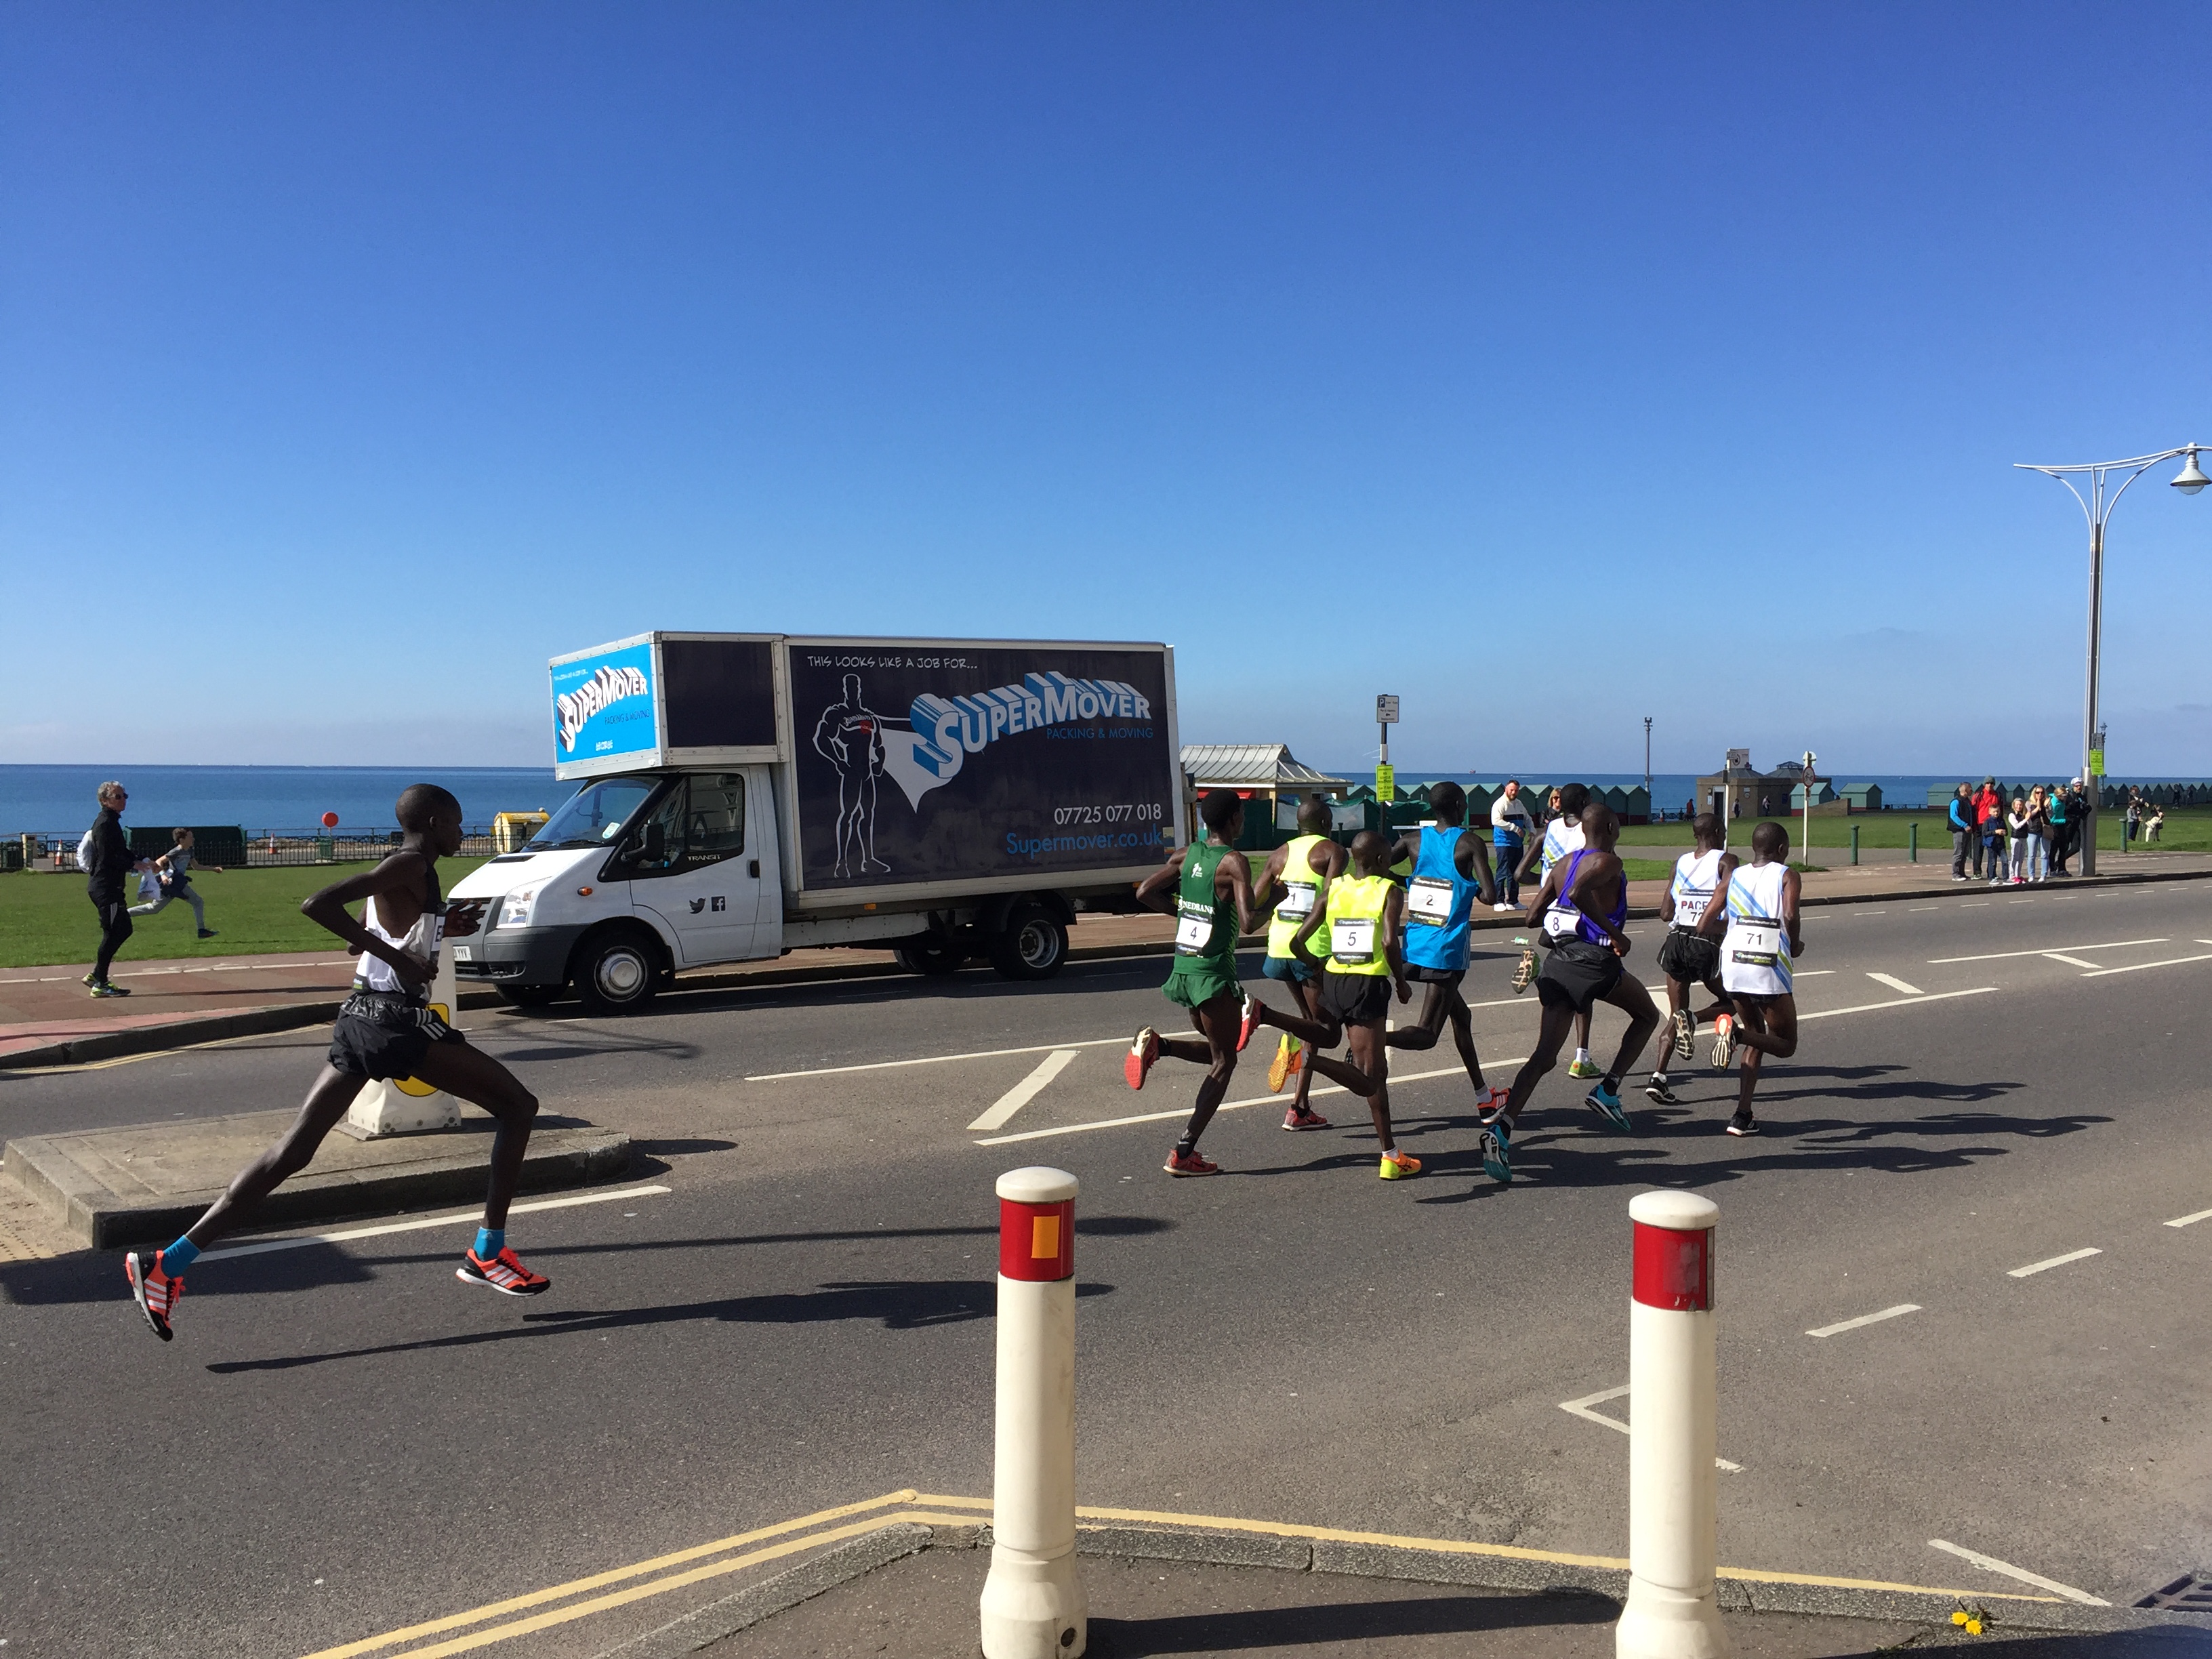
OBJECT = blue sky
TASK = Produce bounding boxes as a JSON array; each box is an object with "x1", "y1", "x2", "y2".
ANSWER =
[{"x1": 5, "y1": 3, "x2": 2208, "y2": 779}]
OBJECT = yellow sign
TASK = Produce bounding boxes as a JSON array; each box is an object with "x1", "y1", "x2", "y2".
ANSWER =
[
  {"x1": 393, "y1": 1001, "x2": 450, "y2": 1097},
  {"x1": 1374, "y1": 763, "x2": 1395, "y2": 803},
  {"x1": 2088, "y1": 749, "x2": 2106, "y2": 777}
]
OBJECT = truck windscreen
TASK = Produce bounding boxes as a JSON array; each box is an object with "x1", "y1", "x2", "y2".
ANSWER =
[{"x1": 527, "y1": 777, "x2": 661, "y2": 851}]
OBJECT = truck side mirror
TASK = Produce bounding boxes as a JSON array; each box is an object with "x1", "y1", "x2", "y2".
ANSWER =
[{"x1": 641, "y1": 823, "x2": 666, "y2": 863}]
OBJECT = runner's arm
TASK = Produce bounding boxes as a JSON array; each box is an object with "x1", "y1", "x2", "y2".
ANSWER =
[
  {"x1": 1132, "y1": 850, "x2": 1189, "y2": 916},
  {"x1": 1384, "y1": 885, "x2": 1410, "y2": 1001},
  {"x1": 1695, "y1": 869, "x2": 1734, "y2": 942},
  {"x1": 1568, "y1": 853, "x2": 1629, "y2": 955},
  {"x1": 1457, "y1": 832, "x2": 1498, "y2": 907},
  {"x1": 1249, "y1": 844, "x2": 1290, "y2": 909},
  {"x1": 1782, "y1": 868, "x2": 1803, "y2": 954},
  {"x1": 300, "y1": 852, "x2": 436, "y2": 989},
  {"x1": 1521, "y1": 860, "x2": 1563, "y2": 930},
  {"x1": 1224, "y1": 850, "x2": 1266, "y2": 936},
  {"x1": 1290, "y1": 903, "x2": 1325, "y2": 968}
]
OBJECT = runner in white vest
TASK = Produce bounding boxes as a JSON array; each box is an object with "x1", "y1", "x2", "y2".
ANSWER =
[
  {"x1": 1640, "y1": 813, "x2": 1738, "y2": 1107},
  {"x1": 1695, "y1": 819, "x2": 1803, "y2": 1136}
]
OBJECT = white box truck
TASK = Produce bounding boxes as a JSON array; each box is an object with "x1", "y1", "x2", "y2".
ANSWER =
[{"x1": 446, "y1": 633, "x2": 1182, "y2": 1014}]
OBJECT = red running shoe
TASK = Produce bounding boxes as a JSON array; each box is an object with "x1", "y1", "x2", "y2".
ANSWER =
[
  {"x1": 1163, "y1": 1147, "x2": 1221, "y2": 1176},
  {"x1": 124, "y1": 1248, "x2": 184, "y2": 1342},
  {"x1": 1281, "y1": 1106, "x2": 1332, "y2": 1131},
  {"x1": 1124, "y1": 1027, "x2": 1161, "y2": 1090},
  {"x1": 1236, "y1": 995, "x2": 1265, "y2": 1053},
  {"x1": 456, "y1": 1246, "x2": 550, "y2": 1296}
]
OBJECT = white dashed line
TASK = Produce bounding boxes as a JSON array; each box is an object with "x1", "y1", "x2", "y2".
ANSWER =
[
  {"x1": 1807, "y1": 1303, "x2": 1922, "y2": 1338},
  {"x1": 2007, "y1": 1248, "x2": 2101, "y2": 1279},
  {"x1": 2164, "y1": 1207, "x2": 2212, "y2": 1229},
  {"x1": 1927, "y1": 1540, "x2": 2108, "y2": 1605},
  {"x1": 199, "y1": 1184, "x2": 674, "y2": 1263},
  {"x1": 1929, "y1": 938, "x2": 2164, "y2": 964},
  {"x1": 1864, "y1": 972, "x2": 1923, "y2": 996},
  {"x1": 966, "y1": 1049, "x2": 1080, "y2": 1132}
]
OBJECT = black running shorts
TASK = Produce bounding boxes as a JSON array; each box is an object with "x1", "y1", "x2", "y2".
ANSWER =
[
  {"x1": 1404, "y1": 964, "x2": 1467, "y2": 985},
  {"x1": 1320, "y1": 971, "x2": 1393, "y2": 1025},
  {"x1": 328, "y1": 994, "x2": 461, "y2": 1081},
  {"x1": 1656, "y1": 929, "x2": 1720, "y2": 986},
  {"x1": 1536, "y1": 939, "x2": 1623, "y2": 1015}
]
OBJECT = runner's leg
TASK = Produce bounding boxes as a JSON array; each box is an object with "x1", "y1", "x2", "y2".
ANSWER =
[
  {"x1": 177, "y1": 1066, "x2": 368, "y2": 1249},
  {"x1": 1646, "y1": 975, "x2": 1688, "y2": 1078},
  {"x1": 1596, "y1": 972, "x2": 1662, "y2": 1092},
  {"x1": 1498, "y1": 1003, "x2": 1577, "y2": 1129},
  {"x1": 1290, "y1": 979, "x2": 1326, "y2": 1109},
  {"x1": 1383, "y1": 981, "x2": 1452, "y2": 1052},
  {"x1": 1170, "y1": 994, "x2": 1244, "y2": 1152},
  {"x1": 409, "y1": 1040, "x2": 544, "y2": 1229},
  {"x1": 1345, "y1": 1019, "x2": 1397, "y2": 1153}
]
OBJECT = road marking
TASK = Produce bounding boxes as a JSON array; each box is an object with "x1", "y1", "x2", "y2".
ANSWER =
[
  {"x1": 2041, "y1": 953, "x2": 2103, "y2": 969},
  {"x1": 1927, "y1": 1539, "x2": 2108, "y2": 1605},
  {"x1": 966, "y1": 1049, "x2": 1079, "y2": 1132},
  {"x1": 199, "y1": 1185, "x2": 673, "y2": 1264},
  {"x1": 2165, "y1": 1207, "x2": 2212, "y2": 1229},
  {"x1": 1959, "y1": 901, "x2": 1989, "y2": 907},
  {"x1": 1807, "y1": 1303, "x2": 1921, "y2": 1338},
  {"x1": 2078, "y1": 951, "x2": 2212, "y2": 979},
  {"x1": 748, "y1": 1036, "x2": 1128, "y2": 1081},
  {"x1": 1864, "y1": 972, "x2": 1922, "y2": 996},
  {"x1": 1928, "y1": 937, "x2": 2165, "y2": 964},
  {"x1": 975, "y1": 1061, "x2": 1517, "y2": 1146},
  {"x1": 1908, "y1": 905, "x2": 1938, "y2": 912},
  {"x1": 1559, "y1": 1385, "x2": 1742, "y2": 1471},
  {"x1": 1798, "y1": 986, "x2": 1996, "y2": 1022},
  {"x1": 2007, "y1": 1247, "x2": 2101, "y2": 1279}
]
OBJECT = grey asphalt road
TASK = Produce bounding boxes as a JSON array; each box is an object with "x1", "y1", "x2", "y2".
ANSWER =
[{"x1": 4, "y1": 879, "x2": 2210, "y2": 1658}]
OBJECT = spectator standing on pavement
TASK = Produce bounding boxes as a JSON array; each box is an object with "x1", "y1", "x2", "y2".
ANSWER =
[
  {"x1": 128, "y1": 828, "x2": 219, "y2": 939},
  {"x1": 2026, "y1": 787, "x2": 2051, "y2": 882},
  {"x1": 2125, "y1": 790, "x2": 2144, "y2": 844},
  {"x1": 82, "y1": 782, "x2": 154, "y2": 997},
  {"x1": 1979, "y1": 784, "x2": 2007, "y2": 887},
  {"x1": 2005, "y1": 793, "x2": 2032, "y2": 884},
  {"x1": 1948, "y1": 783, "x2": 1976, "y2": 880},
  {"x1": 2047, "y1": 781, "x2": 2072, "y2": 876},
  {"x1": 1490, "y1": 779, "x2": 1534, "y2": 910}
]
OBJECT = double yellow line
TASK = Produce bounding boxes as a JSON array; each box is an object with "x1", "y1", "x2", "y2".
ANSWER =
[{"x1": 306, "y1": 1488, "x2": 2058, "y2": 1658}]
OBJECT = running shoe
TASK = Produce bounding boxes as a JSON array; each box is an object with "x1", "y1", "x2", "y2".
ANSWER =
[
  {"x1": 1163, "y1": 1147, "x2": 1221, "y2": 1176},
  {"x1": 81, "y1": 972, "x2": 98, "y2": 988},
  {"x1": 1511, "y1": 947, "x2": 1537, "y2": 994},
  {"x1": 1492, "y1": 901, "x2": 1515, "y2": 913},
  {"x1": 1281, "y1": 1105, "x2": 1331, "y2": 1131},
  {"x1": 1378, "y1": 1148, "x2": 1422, "y2": 1180},
  {"x1": 1725, "y1": 1111, "x2": 1760, "y2": 1137},
  {"x1": 1479, "y1": 1122, "x2": 1513, "y2": 1184},
  {"x1": 196, "y1": 928, "x2": 218, "y2": 939},
  {"x1": 1124, "y1": 1027, "x2": 1160, "y2": 1090},
  {"x1": 1584, "y1": 1083, "x2": 1633, "y2": 1132},
  {"x1": 1644, "y1": 1075, "x2": 1678, "y2": 1105},
  {"x1": 1471, "y1": 1084, "x2": 1509, "y2": 1124},
  {"x1": 1237, "y1": 995, "x2": 1265, "y2": 1053},
  {"x1": 456, "y1": 1246, "x2": 550, "y2": 1296},
  {"x1": 1567, "y1": 1057, "x2": 1602, "y2": 1080},
  {"x1": 89, "y1": 981, "x2": 129, "y2": 998},
  {"x1": 124, "y1": 1248, "x2": 183, "y2": 1341},
  {"x1": 1710, "y1": 1014, "x2": 1736, "y2": 1069},
  {"x1": 1671, "y1": 1008, "x2": 1696, "y2": 1061},
  {"x1": 1267, "y1": 1033, "x2": 1305, "y2": 1094}
]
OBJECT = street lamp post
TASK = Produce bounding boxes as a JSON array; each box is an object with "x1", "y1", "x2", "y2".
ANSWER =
[
  {"x1": 1643, "y1": 717, "x2": 1654, "y2": 817},
  {"x1": 2014, "y1": 444, "x2": 2207, "y2": 876}
]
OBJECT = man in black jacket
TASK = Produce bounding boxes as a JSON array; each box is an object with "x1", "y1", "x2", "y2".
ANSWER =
[{"x1": 83, "y1": 781, "x2": 152, "y2": 997}]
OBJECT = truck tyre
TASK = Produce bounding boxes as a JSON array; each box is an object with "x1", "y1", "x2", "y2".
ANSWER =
[
  {"x1": 573, "y1": 927, "x2": 662, "y2": 1017},
  {"x1": 895, "y1": 941, "x2": 966, "y2": 977},
  {"x1": 494, "y1": 984, "x2": 563, "y2": 1010},
  {"x1": 988, "y1": 905, "x2": 1067, "y2": 981}
]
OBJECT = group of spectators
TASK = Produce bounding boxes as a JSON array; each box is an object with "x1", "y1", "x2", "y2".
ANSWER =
[{"x1": 1946, "y1": 777, "x2": 2088, "y2": 884}]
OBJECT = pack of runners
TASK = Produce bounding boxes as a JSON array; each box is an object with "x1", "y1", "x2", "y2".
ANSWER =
[{"x1": 1126, "y1": 787, "x2": 1803, "y2": 1183}]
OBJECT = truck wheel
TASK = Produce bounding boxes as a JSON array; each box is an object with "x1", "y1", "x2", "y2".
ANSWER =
[
  {"x1": 989, "y1": 906, "x2": 1067, "y2": 981},
  {"x1": 495, "y1": 984, "x2": 563, "y2": 1010},
  {"x1": 574, "y1": 928, "x2": 661, "y2": 1017},
  {"x1": 895, "y1": 941, "x2": 965, "y2": 977}
]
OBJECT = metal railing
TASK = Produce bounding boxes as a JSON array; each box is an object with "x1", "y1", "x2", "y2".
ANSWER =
[{"x1": 11, "y1": 827, "x2": 501, "y2": 872}]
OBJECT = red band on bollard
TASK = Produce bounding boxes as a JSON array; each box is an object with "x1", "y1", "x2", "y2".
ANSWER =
[
  {"x1": 1632, "y1": 1221, "x2": 1711, "y2": 1311},
  {"x1": 1000, "y1": 1197, "x2": 1075, "y2": 1282}
]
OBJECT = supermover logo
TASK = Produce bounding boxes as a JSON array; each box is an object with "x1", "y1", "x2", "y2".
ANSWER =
[
  {"x1": 899, "y1": 673, "x2": 1152, "y2": 804},
  {"x1": 556, "y1": 665, "x2": 649, "y2": 753}
]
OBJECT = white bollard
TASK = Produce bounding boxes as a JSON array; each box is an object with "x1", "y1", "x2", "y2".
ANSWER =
[
  {"x1": 979, "y1": 1166, "x2": 1086, "y2": 1659},
  {"x1": 1617, "y1": 1189, "x2": 1729, "y2": 1659}
]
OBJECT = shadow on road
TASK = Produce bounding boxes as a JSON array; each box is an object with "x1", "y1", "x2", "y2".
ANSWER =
[
  {"x1": 1086, "y1": 1589, "x2": 1613, "y2": 1654},
  {"x1": 203, "y1": 1278, "x2": 1117, "y2": 1373}
]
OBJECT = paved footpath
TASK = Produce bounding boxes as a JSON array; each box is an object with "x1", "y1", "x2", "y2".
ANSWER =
[
  {"x1": 7, "y1": 851, "x2": 2209, "y2": 1066},
  {"x1": 6, "y1": 876, "x2": 2212, "y2": 1656}
]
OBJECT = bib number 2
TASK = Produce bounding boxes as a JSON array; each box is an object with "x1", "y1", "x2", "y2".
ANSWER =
[{"x1": 1406, "y1": 878, "x2": 1453, "y2": 926}]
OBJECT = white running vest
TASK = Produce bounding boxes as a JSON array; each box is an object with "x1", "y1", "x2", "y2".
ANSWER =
[
  {"x1": 1540, "y1": 818, "x2": 1584, "y2": 882},
  {"x1": 1669, "y1": 848, "x2": 1725, "y2": 933},
  {"x1": 355, "y1": 894, "x2": 443, "y2": 998},
  {"x1": 1720, "y1": 860, "x2": 1792, "y2": 996}
]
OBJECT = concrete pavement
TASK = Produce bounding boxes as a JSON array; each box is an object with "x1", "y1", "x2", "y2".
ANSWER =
[{"x1": 3, "y1": 878, "x2": 2211, "y2": 1656}]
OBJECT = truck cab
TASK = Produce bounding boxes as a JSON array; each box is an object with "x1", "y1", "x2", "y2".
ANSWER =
[{"x1": 448, "y1": 768, "x2": 784, "y2": 1015}]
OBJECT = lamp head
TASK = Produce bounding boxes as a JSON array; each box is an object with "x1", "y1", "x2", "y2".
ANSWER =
[{"x1": 2174, "y1": 446, "x2": 2209, "y2": 495}]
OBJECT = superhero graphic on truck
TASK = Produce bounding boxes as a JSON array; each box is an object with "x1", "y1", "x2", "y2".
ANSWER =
[{"x1": 813, "y1": 674, "x2": 893, "y2": 878}]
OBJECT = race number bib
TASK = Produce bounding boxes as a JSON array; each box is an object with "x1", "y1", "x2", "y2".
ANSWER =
[
  {"x1": 1174, "y1": 903, "x2": 1216, "y2": 954},
  {"x1": 1542, "y1": 903, "x2": 1581, "y2": 942},
  {"x1": 1728, "y1": 918, "x2": 1782, "y2": 968},
  {"x1": 1330, "y1": 918, "x2": 1376, "y2": 964},
  {"x1": 1276, "y1": 881, "x2": 1317, "y2": 920},
  {"x1": 1406, "y1": 877, "x2": 1454, "y2": 926},
  {"x1": 1674, "y1": 892, "x2": 1712, "y2": 929}
]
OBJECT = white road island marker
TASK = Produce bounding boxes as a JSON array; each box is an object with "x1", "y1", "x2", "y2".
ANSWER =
[
  {"x1": 968, "y1": 1050, "x2": 1080, "y2": 1132},
  {"x1": 1617, "y1": 1189, "x2": 1728, "y2": 1659},
  {"x1": 980, "y1": 1166, "x2": 1086, "y2": 1659}
]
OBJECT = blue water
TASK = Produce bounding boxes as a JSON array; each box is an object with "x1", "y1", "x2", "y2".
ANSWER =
[{"x1": 0, "y1": 765, "x2": 569, "y2": 837}]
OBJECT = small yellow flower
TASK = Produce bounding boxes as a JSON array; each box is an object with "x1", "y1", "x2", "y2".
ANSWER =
[
  {"x1": 1953, "y1": 1611, "x2": 1969, "y2": 1626},
  {"x1": 1966, "y1": 1618, "x2": 1984, "y2": 1635}
]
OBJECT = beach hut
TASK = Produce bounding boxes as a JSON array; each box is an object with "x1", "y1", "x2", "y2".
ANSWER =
[
  {"x1": 1839, "y1": 783, "x2": 1883, "y2": 811},
  {"x1": 1789, "y1": 780, "x2": 1838, "y2": 809}
]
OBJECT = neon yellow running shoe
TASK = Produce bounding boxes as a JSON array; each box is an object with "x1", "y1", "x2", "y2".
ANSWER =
[
  {"x1": 1567, "y1": 1057, "x2": 1603, "y2": 1080},
  {"x1": 1379, "y1": 1148, "x2": 1422, "y2": 1180},
  {"x1": 1267, "y1": 1033, "x2": 1305, "y2": 1094}
]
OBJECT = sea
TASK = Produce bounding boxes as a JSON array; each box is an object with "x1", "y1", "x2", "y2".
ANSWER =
[{"x1": 1, "y1": 765, "x2": 566, "y2": 838}]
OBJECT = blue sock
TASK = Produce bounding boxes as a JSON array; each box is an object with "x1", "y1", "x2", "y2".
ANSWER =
[
  {"x1": 474, "y1": 1227, "x2": 504, "y2": 1260},
  {"x1": 162, "y1": 1236, "x2": 201, "y2": 1275}
]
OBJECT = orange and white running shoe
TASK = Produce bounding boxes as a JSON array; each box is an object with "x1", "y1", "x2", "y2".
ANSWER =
[
  {"x1": 1378, "y1": 1148, "x2": 1423, "y2": 1180},
  {"x1": 1472, "y1": 1084, "x2": 1510, "y2": 1126},
  {"x1": 1124, "y1": 1027, "x2": 1161, "y2": 1090},
  {"x1": 124, "y1": 1248, "x2": 184, "y2": 1342},
  {"x1": 1267, "y1": 1033, "x2": 1305, "y2": 1094},
  {"x1": 1236, "y1": 995, "x2": 1265, "y2": 1052},
  {"x1": 1710, "y1": 1014, "x2": 1737, "y2": 1069},
  {"x1": 456, "y1": 1246, "x2": 550, "y2": 1296}
]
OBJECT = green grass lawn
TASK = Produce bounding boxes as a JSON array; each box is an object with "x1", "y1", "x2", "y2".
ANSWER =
[{"x1": 0, "y1": 858, "x2": 489, "y2": 969}]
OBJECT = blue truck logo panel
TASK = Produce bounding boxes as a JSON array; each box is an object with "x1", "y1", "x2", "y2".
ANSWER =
[{"x1": 551, "y1": 643, "x2": 658, "y2": 763}]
